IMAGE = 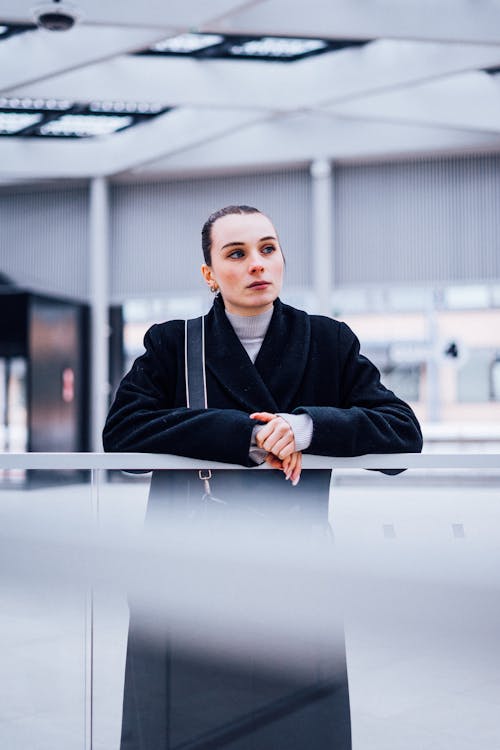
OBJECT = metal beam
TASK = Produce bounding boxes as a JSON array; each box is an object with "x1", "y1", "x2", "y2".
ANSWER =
[
  {"x1": 89, "y1": 176, "x2": 109, "y2": 452},
  {"x1": 311, "y1": 159, "x2": 333, "y2": 316}
]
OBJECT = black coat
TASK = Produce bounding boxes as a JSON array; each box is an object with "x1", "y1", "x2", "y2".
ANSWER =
[
  {"x1": 104, "y1": 297, "x2": 422, "y2": 750},
  {"x1": 103, "y1": 296, "x2": 422, "y2": 463}
]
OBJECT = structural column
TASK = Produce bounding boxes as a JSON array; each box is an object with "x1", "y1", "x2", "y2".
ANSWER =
[
  {"x1": 310, "y1": 159, "x2": 333, "y2": 316},
  {"x1": 89, "y1": 176, "x2": 110, "y2": 452}
]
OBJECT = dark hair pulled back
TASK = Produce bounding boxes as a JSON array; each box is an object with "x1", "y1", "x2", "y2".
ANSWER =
[{"x1": 201, "y1": 205, "x2": 262, "y2": 265}]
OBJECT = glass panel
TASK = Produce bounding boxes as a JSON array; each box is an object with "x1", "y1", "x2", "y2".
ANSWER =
[
  {"x1": 2, "y1": 460, "x2": 499, "y2": 749},
  {"x1": 0, "y1": 356, "x2": 28, "y2": 470},
  {"x1": 492, "y1": 359, "x2": 500, "y2": 401},
  {"x1": 0, "y1": 468, "x2": 92, "y2": 750},
  {"x1": 444, "y1": 285, "x2": 490, "y2": 310},
  {"x1": 91, "y1": 464, "x2": 500, "y2": 750},
  {"x1": 380, "y1": 363, "x2": 421, "y2": 402},
  {"x1": 330, "y1": 465, "x2": 500, "y2": 750},
  {"x1": 457, "y1": 349, "x2": 492, "y2": 403}
]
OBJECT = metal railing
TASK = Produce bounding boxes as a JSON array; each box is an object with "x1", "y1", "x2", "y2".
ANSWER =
[{"x1": 0, "y1": 451, "x2": 499, "y2": 470}]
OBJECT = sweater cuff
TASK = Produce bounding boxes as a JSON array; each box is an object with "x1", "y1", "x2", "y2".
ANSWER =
[
  {"x1": 277, "y1": 413, "x2": 313, "y2": 452},
  {"x1": 249, "y1": 424, "x2": 268, "y2": 465}
]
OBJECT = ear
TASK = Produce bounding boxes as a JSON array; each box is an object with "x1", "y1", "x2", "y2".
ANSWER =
[{"x1": 201, "y1": 264, "x2": 215, "y2": 288}]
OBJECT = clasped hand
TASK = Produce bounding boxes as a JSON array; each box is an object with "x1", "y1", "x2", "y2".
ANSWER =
[{"x1": 250, "y1": 411, "x2": 302, "y2": 486}]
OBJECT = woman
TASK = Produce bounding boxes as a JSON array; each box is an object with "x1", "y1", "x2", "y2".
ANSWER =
[{"x1": 104, "y1": 205, "x2": 422, "y2": 750}]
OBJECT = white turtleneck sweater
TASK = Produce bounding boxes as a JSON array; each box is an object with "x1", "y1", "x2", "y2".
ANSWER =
[{"x1": 225, "y1": 308, "x2": 313, "y2": 464}]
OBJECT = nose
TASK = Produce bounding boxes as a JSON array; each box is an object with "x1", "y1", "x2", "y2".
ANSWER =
[{"x1": 248, "y1": 252, "x2": 264, "y2": 274}]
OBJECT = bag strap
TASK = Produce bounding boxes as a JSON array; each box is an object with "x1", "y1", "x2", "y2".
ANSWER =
[{"x1": 185, "y1": 316, "x2": 207, "y2": 409}]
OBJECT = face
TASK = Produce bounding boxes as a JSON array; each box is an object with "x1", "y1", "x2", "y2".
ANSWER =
[{"x1": 201, "y1": 212, "x2": 284, "y2": 316}]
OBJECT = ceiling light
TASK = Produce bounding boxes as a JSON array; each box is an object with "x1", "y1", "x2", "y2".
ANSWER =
[
  {"x1": 89, "y1": 100, "x2": 164, "y2": 115},
  {"x1": 0, "y1": 112, "x2": 42, "y2": 134},
  {"x1": 39, "y1": 113, "x2": 132, "y2": 137},
  {"x1": 229, "y1": 36, "x2": 327, "y2": 58},
  {"x1": 152, "y1": 32, "x2": 223, "y2": 54},
  {"x1": 0, "y1": 96, "x2": 73, "y2": 110}
]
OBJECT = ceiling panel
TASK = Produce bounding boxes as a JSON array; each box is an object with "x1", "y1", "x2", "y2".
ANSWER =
[
  {"x1": 128, "y1": 113, "x2": 500, "y2": 176},
  {"x1": 0, "y1": 0, "x2": 248, "y2": 29},
  {"x1": 327, "y1": 72, "x2": 500, "y2": 134},
  {"x1": 0, "y1": 25, "x2": 166, "y2": 93},
  {"x1": 213, "y1": 0, "x2": 500, "y2": 45}
]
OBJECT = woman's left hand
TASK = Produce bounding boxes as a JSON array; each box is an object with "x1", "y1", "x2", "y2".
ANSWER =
[
  {"x1": 250, "y1": 411, "x2": 296, "y2": 460},
  {"x1": 263, "y1": 450, "x2": 302, "y2": 485}
]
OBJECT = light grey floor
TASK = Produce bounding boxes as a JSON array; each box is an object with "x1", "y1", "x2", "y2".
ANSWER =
[{"x1": 1, "y1": 473, "x2": 499, "y2": 749}]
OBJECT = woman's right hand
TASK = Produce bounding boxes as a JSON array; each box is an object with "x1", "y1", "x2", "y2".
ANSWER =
[
  {"x1": 250, "y1": 411, "x2": 296, "y2": 459},
  {"x1": 251, "y1": 411, "x2": 302, "y2": 485}
]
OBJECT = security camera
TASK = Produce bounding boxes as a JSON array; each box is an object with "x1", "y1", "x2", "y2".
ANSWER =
[{"x1": 33, "y1": 1, "x2": 81, "y2": 31}]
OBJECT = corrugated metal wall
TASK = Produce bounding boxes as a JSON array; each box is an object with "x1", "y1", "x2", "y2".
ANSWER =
[
  {"x1": 0, "y1": 186, "x2": 89, "y2": 299},
  {"x1": 1, "y1": 156, "x2": 500, "y2": 302},
  {"x1": 110, "y1": 170, "x2": 312, "y2": 300},
  {"x1": 335, "y1": 155, "x2": 500, "y2": 286}
]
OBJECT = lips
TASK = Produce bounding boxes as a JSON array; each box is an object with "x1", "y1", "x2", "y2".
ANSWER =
[{"x1": 247, "y1": 281, "x2": 270, "y2": 288}]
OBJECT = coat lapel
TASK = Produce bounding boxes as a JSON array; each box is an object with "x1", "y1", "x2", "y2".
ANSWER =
[
  {"x1": 204, "y1": 297, "x2": 310, "y2": 414},
  {"x1": 255, "y1": 298, "x2": 310, "y2": 412},
  {"x1": 205, "y1": 297, "x2": 279, "y2": 413}
]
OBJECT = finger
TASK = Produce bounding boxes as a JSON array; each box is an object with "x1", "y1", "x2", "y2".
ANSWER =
[
  {"x1": 259, "y1": 419, "x2": 294, "y2": 454},
  {"x1": 250, "y1": 412, "x2": 275, "y2": 422},
  {"x1": 276, "y1": 441, "x2": 296, "y2": 460},
  {"x1": 286, "y1": 451, "x2": 299, "y2": 478},
  {"x1": 265, "y1": 417, "x2": 293, "y2": 440},
  {"x1": 282, "y1": 451, "x2": 301, "y2": 483},
  {"x1": 254, "y1": 423, "x2": 275, "y2": 448},
  {"x1": 291, "y1": 452, "x2": 302, "y2": 486},
  {"x1": 265, "y1": 454, "x2": 283, "y2": 470},
  {"x1": 282, "y1": 453, "x2": 294, "y2": 480},
  {"x1": 262, "y1": 430, "x2": 295, "y2": 459},
  {"x1": 262, "y1": 434, "x2": 294, "y2": 457}
]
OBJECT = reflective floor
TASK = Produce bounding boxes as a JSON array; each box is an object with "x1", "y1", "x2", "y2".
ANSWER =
[{"x1": 1, "y1": 473, "x2": 499, "y2": 750}]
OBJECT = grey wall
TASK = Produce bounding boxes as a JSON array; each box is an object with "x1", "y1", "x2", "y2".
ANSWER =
[
  {"x1": 0, "y1": 186, "x2": 89, "y2": 300},
  {"x1": 1, "y1": 155, "x2": 500, "y2": 303},
  {"x1": 335, "y1": 155, "x2": 500, "y2": 286}
]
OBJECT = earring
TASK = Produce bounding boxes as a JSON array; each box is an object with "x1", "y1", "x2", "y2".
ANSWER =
[{"x1": 210, "y1": 283, "x2": 218, "y2": 293}]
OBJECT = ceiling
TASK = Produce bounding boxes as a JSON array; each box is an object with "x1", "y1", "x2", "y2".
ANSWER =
[{"x1": 3, "y1": 0, "x2": 500, "y2": 184}]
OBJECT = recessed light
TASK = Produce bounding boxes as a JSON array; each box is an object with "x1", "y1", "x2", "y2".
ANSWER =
[
  {"x1": 0, "y1": 111, "x2": 42, "y2": 134},
  {"x1": 229, "y1": 36, "x2": 327, "y2": 58},
  {"x1": 153, "y1": 32, "x2": 223, "y2": 54},
  {"x1": 39, "y1": 113, "x2": 133, "y2": 137}
]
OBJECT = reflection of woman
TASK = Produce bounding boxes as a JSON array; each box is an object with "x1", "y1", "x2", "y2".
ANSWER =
[{"x1": 104, "y1": 205, "x2": 422, "y2": 750}]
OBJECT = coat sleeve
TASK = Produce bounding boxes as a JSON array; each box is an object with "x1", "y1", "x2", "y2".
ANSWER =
[
  {"x1": 102, "y1": 324, "x2": 257, "y2": 466},
  {"x1": 295, "y1": 322, "x2": 423, "y2": 457}
]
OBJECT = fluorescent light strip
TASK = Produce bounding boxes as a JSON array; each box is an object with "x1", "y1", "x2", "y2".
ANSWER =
[
  {"x1": 229, "y1": 37, "x2": 327, "y2": 58},
  {"x1": 0, "y1": 112, "x2": 42, "y2": 134},
  {"x1": 0, "y1": 96, "x2": 73, "y2": 110},
  {"x1": 153, "y1": 32, "x2": 223, "y2": 54},
  {"x1": 89, "y1": 100, "x2": 163, "y2": 114},
  {"x1": 39, "y1": 114, "x2": 133, "y2": 137}
]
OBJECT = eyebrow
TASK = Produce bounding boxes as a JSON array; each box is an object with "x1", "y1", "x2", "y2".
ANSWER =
[{"x1": 220, "y1": 235, "x2": 277, "y2": 251}]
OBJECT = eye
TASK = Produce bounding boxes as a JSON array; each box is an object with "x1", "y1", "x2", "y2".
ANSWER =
[
  {"x1": 228, "y1": 249, "x2": 244, "y2": 259},
  {"x1": 261, "y1": 245, "x2": 276, "y2": 255}
]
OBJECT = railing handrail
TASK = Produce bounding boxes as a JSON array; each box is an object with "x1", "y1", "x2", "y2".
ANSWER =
[{"x1": 0, "y1": 452, "x2": 499, "y2": 470}]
